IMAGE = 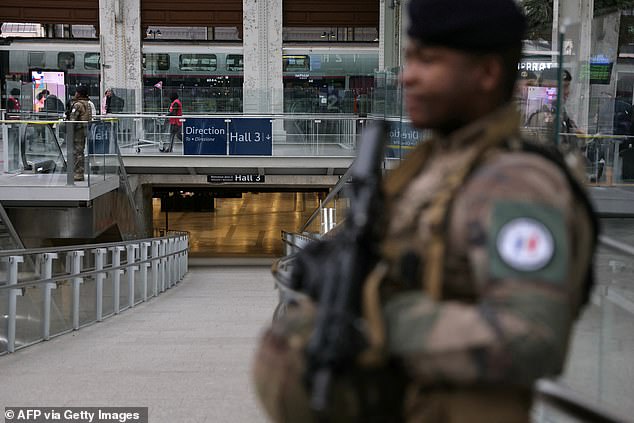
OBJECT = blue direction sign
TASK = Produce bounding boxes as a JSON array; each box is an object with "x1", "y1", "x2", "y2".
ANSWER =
[
  {"x1": 386, "y1": 121, "x2": 425, "y2": 158},
  {"x1": 183, "y1": 118, "x2": 227, "y2": 155},
  {"x1": 228, "y1": 118, "x2": 272, "y2": 156}
]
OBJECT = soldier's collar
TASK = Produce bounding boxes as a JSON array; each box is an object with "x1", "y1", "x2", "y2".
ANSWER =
[{"x1": 435, "y1": 103, "x2": 521, "y2": 151}]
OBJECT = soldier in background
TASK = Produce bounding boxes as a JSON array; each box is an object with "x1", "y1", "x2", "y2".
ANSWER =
[
  {"x1": 68, "y1": 86, "x2": 93, "y2": 182},
  {"x1": 253, "y1": 0, "x2": 597, "y2": 421}
]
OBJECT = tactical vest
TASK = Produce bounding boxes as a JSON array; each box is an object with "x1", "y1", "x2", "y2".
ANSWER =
[{"x1": 361, "y1": 120, "x2": 598, "y2": 359}]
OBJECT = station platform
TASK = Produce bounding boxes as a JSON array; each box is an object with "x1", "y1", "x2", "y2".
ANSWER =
[{"x1": 0, "y1": 265, "x2": 277, "y2": 423}]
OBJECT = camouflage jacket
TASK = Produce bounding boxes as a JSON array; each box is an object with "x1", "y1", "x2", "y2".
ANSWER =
[
  {"x1": 377, "y1": 104, "x2": 595, "y2": 389},
  {"x1": 69, "y1": 98, "x2": 92, "y2": 122}
]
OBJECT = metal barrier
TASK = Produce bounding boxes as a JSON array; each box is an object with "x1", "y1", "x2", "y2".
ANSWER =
[{"x1": 0, "y1": 232, "x2": 188, "y2": 355}]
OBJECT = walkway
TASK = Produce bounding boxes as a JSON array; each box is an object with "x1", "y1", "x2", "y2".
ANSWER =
[{"x1": 0, "y1": 266, "x2": 278, "y2": 423}]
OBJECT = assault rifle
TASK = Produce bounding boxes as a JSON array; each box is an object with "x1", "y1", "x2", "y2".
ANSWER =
[{"x1": 289, "y1": 120, "x2": 388, "y2": 415}]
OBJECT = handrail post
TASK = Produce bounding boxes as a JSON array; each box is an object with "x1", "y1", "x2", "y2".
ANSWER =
[
  {"x1": 160, "y1": 239, "x2": 167, "y2": 292},
  {"x1": 165, "y1": 238, "x2": 172, "y2": 288},
  {"x1": 140, "y1": 242, "x2": 151, "y2": 301},
  {"x1": 41, "y1": 252, "x2": 58, "y2": 340},
  {"x1": 151, "y1": 240, "x2": 160, "y2": 297},
  {"x1": 66, "y1": 121, "x2": 75, "y2": 186},
  {"x1": 168, "y1": 238, "x2": 174, "y2": 287},
  {"x1": 93, "y1": 248, "x2": 107, "y2": 322},
  {"x1": 110, "y1": 246, "x2": 125, "y2": 314},
  {"x1": 185, "y1": 235, "x2": 189, "y2": 274},
  {"x1": 3, "y1": 255, "x2": 24, "y2": 353},
  {"x1": 179, "y1": 236, "x2": 186, "y2": 281},
  {"x1": 70, "y1": 250, "x2": 85, "y2": 330},
  {"x1": 126, "y1": 244, "x2": 139, "y2": 308}
]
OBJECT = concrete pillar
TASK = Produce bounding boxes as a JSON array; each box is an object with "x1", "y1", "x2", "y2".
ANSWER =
[
  {"x1": 558, "y1": 0, "x2": 594, "y2": 131},
  {"x1": 242, "y1": 0, "x2": 283, "y2": 114},
  {"x1": 379, "y1": 0, "x2": 404, "y2": 71},
  {"x1": 99, "y1": 0, "x2": 143, "y2": 113},
  {"x1": 590, "y1": 12, "x2": 621, "y2": 134}
]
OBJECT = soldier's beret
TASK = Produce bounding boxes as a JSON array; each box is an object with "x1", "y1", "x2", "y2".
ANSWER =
[
  {"x1": 539, "y1": 67, "x2": 572, "y2": 83},
  {"x1": 407, "y1": 0, "x2": 526, "y2": 52}
]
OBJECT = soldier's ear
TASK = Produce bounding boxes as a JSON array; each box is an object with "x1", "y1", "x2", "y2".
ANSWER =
[{"x1": 475, "y1": 54, "x2": 504, "y2": 95}]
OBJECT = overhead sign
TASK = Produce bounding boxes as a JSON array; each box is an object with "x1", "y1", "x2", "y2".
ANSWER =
[
  {"x1": 207, "y1": 174, "x2": 266, "y2": 183},
  {"x1": 386, "y1": 121, "x2": 424, "y2": 158},
  {"x1": 228, "y1": 118, "x2": 273, "y2": 155},
  {"x1": 183, "y1": 118, "x2": 273, "y2": 156},
  {"x1": 589, "y1": 55, "x2": 613, "y2": 85},
  {"x1": 183, "y1": 118, "x2": 227, "y2": 155}
]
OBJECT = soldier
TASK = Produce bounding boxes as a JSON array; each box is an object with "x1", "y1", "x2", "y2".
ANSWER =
[
  {"x1": 525, "y1": 68, "x2": 582, "y2": 146},
  {"x1": 68, "y1": 86, "x2": 93, "y2": 182},
  {"x1": 253, "y1": 0, "x2": 597, "y2": 421}
]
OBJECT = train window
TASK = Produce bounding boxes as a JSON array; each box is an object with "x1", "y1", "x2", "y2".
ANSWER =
[
  {"x1": 84, "y1": 53, "x2": 101, "y2": 70},
  {"x1": 179, "y1": 54, "x2": 217, "y2": 72},
  {"x1": 144, "y1": 54, "x2": 170, "y2": 71},
  {"x1": 58, "y1": 52, "x2": 75, "y2": 70},
  {"x1": 28, "y1": 52, "x2": 45, "y2": 68},
  {"x1": 226, "y1": 54, "x2": 243, "y2": 72},
  {"x1": 283, "y1": 55, "x2": 310, "y2": 72}
]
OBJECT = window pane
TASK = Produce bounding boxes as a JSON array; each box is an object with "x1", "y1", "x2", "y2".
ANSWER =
[
  {"x1": 84, "y1": 53, "x2": 100, "y2": 70},
  {"x1": 283, "y1": 55, "x2": 310, "y2": 72},
  {"x1": 28, "y1": 52, "x2": 45, "y2": 68},
  {"x1": 143, "y1": 54, "x2": 171, "y2": 71},
  {"x1": 179, "y1": 54, "x2": 217, "y2": 72},
  {"x1": 58, "y1": 52, "x2": 75, "y2": 70},
  {"x1": 226, "y1": 54, "x2": 243, "y2": 72}
]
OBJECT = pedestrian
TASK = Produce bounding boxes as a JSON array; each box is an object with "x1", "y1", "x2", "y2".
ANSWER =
[
  {"x1": 7, "y1": 88, "x2": 21, "y2": 113},
  {"x1": 252, "y1": 0, "x2": 598, "y2": 422},
  {"x1": 35, "y1": 89, "x2": 49, "y2": 113},
  {"x1": 160, "y1": 92, "x2": 182, "y2": 152},
  {"x1": 102, "y1": 88, "x2": 125, "y2": 114},
  {"x1": 68, "y1": 86, "x2": 93, "y2": 181}
]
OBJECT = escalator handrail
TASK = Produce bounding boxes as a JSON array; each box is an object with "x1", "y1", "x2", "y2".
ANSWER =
[
  {"x1": 299, "y1": 164, "x2": 353, "y2": 233},
  {"x1": 535, "y1": 379, "x2": 629, "y2": 423}
]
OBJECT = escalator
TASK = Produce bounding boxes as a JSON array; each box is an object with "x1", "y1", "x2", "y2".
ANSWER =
[
  {"x1": 18, "y1": 121, "x2": 67, "y2": 174},
  {"x1": 0, "y1": 202, "x2": 24, "y2": 249}
]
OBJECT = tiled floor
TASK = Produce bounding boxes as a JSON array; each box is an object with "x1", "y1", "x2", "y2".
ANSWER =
[{"x1": 152, "y1": 192, "x2": 323, "y2": 257}]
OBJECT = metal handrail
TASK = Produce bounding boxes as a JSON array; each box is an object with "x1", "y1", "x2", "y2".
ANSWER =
[
  {"x1": 535, "y1": 379, "x2": 630, "y2": 423},
  {"x1": 299, "y1": 165, "x2": 352, "y2": 233},
  {"x1": 599, "y1": 234, "x2": 634, "y2": 257},
  {"x1": 0, "y1": 231, "x2": 189, "y2": 355},
  {"x1": 0, "y1": 231, "x2": 187, "y2": 259}
]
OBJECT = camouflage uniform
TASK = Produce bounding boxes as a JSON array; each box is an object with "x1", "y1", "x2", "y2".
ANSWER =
[
  {"x1": 69, "y1": 98, "x2": 92, "y2": 181},
  {"x1": 253, "y1": 105, "x2": 596, "y2": 422}
]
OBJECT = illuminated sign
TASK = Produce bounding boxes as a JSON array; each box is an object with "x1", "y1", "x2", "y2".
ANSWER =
[
  {"x1": 518, "y1": 62, "x2": 554, "y2": 72},
  {"x1": 207, "y1": 174, "x2": 265, "y2": 183}
]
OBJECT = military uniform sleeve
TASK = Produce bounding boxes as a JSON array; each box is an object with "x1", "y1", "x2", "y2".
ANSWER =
[
  {"x1": 382, "y1": 151, "x2": 594, "y2": 387},
  {"x1": 69, "y1": 101, "x2": 84, "y2": 121}
]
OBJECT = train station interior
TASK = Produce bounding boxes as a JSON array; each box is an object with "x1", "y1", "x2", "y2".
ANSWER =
[{"x1": 0, "y1": 1, "x2": 634, "y2": 422}]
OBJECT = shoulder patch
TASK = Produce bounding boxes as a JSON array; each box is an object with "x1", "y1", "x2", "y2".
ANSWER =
[{"x1": 488, "y1": 201, "x2": 567, "y2": 283}]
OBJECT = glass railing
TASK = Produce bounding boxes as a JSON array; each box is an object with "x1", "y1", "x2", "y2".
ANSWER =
[
  {"x1": 550, "y1": 230, "x2": 634, "y2": 419},
  {"x1": 103, "y1": 113, "x2": 379, "y2": 158},
  {"x1": 0, "y1": 232, "x2": 188, "y2": 355},
  {"x1": 0, "y1": 118, "x2": 120, "y2": 186}
]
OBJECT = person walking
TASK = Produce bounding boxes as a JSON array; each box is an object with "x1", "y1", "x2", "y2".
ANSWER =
[{"x1": 160, "y1": 92, "x2": 182, "y2": 153}]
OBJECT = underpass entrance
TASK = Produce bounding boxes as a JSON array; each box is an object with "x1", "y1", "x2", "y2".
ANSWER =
[{"x1": 152, "y1": 188, "x2": 327, "y2": 257}]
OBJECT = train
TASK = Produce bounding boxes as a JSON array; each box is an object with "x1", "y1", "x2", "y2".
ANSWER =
[
  {"x1": 0, "y1": 38, "x2": 380, "y2": 114},
  {"x1": 4, "y1": 37, "x2": 633, "y2": 120}
]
